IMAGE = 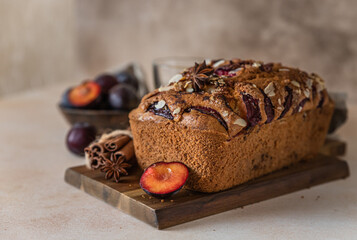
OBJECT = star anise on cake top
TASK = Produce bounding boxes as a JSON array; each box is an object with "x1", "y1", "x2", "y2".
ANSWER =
[
  {"x1": 100, "y1": 152, "x2": 131, "y2": 183},
  {"x1": 190, "y1": 61, "x2": 214, "y2": 91}
]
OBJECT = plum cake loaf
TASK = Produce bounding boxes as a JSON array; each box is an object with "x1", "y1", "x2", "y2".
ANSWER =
[{"x1": 129, "y1": 59, "x2": 334, "y2": 193}]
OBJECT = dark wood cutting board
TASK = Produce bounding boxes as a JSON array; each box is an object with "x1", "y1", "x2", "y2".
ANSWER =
[{"x1": 64, "y1": 139, "x2": 349, "y2": 229}]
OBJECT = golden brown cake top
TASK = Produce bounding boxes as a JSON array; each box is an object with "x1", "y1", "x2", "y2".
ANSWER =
[{"x1": 131, "y1": 59, "x2": 330, "y2": 138}]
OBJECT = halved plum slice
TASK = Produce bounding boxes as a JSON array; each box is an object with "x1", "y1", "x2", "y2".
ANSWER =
[
  {"x1": 147, "y1": 102, "x2": 174, "y2": 120},
  {"x1": 140, "y1": 162, "x2": 189, "y2": 199},
  {"x1": 242, "y1": 93, "x2": 262, "y2": 127},
  {"x1": 187, "y1": 106, "x2": 228, "y2": 131},
  {"x1": 278, "y1": 86, "x2": 293, "y2": 119},
  {"x1": 68, "y1": 81, "x2": 101, "y2": 108}
]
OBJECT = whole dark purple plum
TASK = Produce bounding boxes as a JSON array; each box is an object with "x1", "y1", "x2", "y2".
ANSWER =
[
  {"x1": 109, "y1": 84, "x2": 139, "y2": 110},
  {"x1": 66, "y1": 122, "x2": 97, "y2": 156},
  {"x1": 116, "y1": 71, "x2": 139, "y2": 91},
  {"x1": 94, "y1": 74, "x2": 118, "y2": 94}
]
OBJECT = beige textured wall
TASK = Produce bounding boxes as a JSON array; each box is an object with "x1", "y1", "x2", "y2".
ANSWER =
[
  {"x1": 75, "y1": 0, "x2": 357, "y2": 100},
  {"x1": 1, "y1": 0, "x2": 356, "y2": 101},
  {"x1": 0, "y1": 0, "x2": 78, "y2": 98}
]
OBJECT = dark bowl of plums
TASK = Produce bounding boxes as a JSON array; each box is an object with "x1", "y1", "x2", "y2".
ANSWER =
[{"x1": 59, "y1": 65, "x2": 148, "y2": 131}]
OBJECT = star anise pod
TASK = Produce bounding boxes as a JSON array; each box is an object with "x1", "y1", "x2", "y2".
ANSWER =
[
  {"x1": 190, "y1": 61, "x2": 213, "y2": 91},
  {"x1": 100, "y1": 153, "x2": 131, "y2": 183}
]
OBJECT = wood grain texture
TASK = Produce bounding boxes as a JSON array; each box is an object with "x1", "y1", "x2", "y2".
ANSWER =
[{"x1": 64, "y1": 140, "x2": 349, "y2": 229}]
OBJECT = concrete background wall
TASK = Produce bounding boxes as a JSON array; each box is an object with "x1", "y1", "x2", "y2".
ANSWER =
[
  {"x1": 1, "y1": 0, "x2": 356, "y2": 100},
  {"x1": 0, "y1": 0, "x2": 79, "y2": 98}
]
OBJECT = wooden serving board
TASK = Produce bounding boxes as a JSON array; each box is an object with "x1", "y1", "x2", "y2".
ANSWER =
[{"x1": 65, "y1": 139, "x2": 349, "y2": 229}]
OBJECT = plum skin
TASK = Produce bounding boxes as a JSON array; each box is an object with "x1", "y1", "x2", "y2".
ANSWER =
[
  {"x1": 109, "y1": 84, "x2": 139, "y2": 110},
  {"x1": 141, "y1": 185, "x2": 183, "y2": 199},
  {"x1": 60, "y1": 88, "x2": 73, "y2": 108},
  {"x1": 242, "y1": 93, "x2": 262, "y2": 127},
  {"x1": 66, "y1": 122, "x2": 97, "y2": 156},
  {"x1": 116, "y1": 71, "x2": 139, "y2": 91},
  {"x1": 147, "y1": 102, "x2": 174, "y2": 120},
  {"x1": 140, "y1": 162, "x2": 189, "y2": 199},
  {"x1": 95, "y1": 74, "x2": 118, "y2": 94}
]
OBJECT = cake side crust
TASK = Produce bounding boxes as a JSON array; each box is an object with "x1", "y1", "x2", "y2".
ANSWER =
[{"x1": 130, "y1": 101, "x2": 334, "y2": 193}]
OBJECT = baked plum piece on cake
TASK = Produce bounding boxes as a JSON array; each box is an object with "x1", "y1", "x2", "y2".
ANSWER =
[{"x1": 129, "y1": 59, "x2": 334, "y2": 193}]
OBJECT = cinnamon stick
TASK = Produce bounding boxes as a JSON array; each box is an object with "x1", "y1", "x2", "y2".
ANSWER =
[
  {"x1": 90, "y1": 156, "x2": 102, "y2": 169},
  {"x1": 85, "y1": 142, "x2": 105, "y2": 169},
  {"x1": 86, "y1": 142, "x2": 105, "y2": 157},
  {"x1": 103, "y1": 135, "x2": 131, "y2": 152},
  {"x1": 85, "y1": 132, "x2": 135, "y2": 176},
  {"x1": 114, "y1": 140, "x2": 135, "y2": 162}
]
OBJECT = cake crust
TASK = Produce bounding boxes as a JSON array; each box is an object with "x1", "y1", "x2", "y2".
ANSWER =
[{"x1": 129, "y1": 59, "x2": 334, "y2": 192}]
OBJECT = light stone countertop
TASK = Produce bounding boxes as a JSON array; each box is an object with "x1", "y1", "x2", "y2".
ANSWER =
[{"x1": 1, "y1": 84, "x2": 356, "y2": 240}]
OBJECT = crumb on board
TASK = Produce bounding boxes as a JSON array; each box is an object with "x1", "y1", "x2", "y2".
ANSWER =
[
  {"x1": 170, "y1": 199, "x2": 174, "y2": 202},
  {"x1": 161, "y1": 199, "x2": 164, "y2": 203},
  {"x1": 301, "y1": 196, "x2": 304, "y2": 199}
]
